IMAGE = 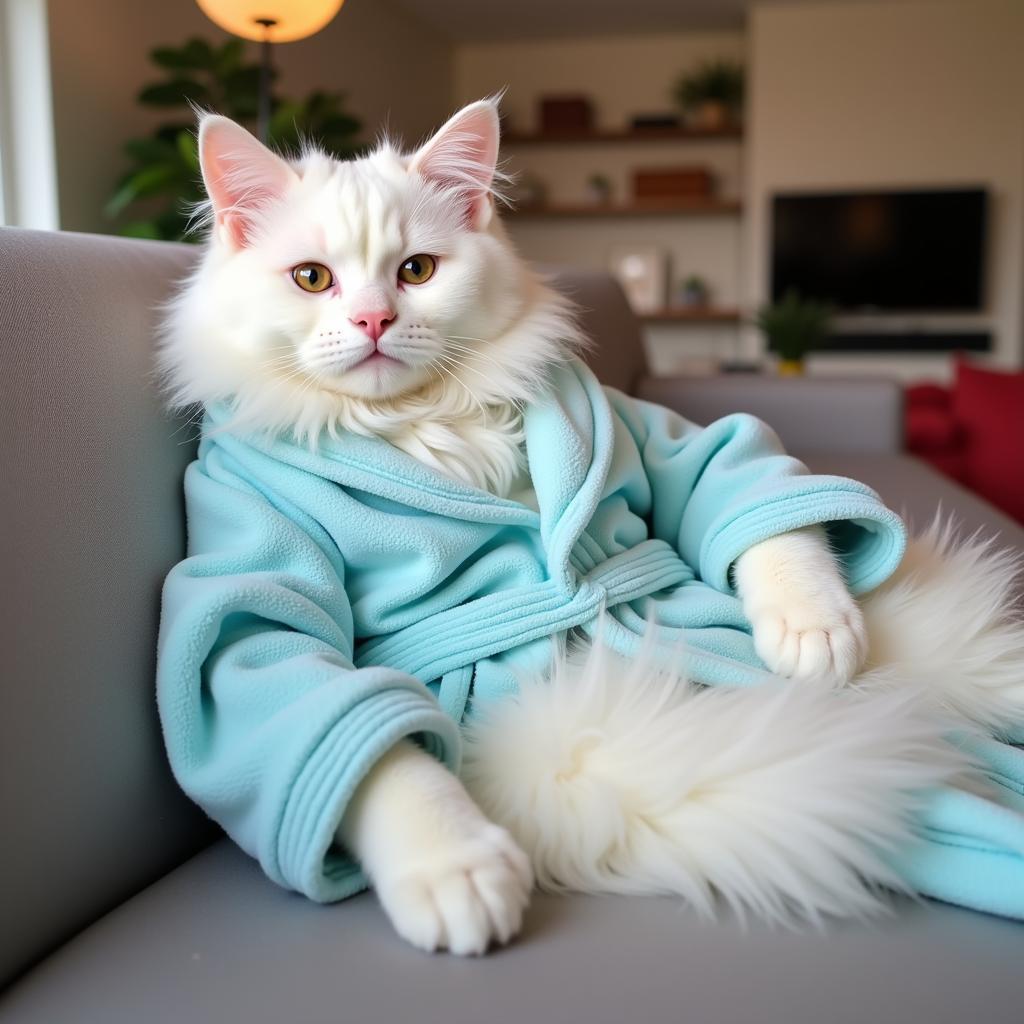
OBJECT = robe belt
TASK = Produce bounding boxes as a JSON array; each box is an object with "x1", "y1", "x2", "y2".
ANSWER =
[{"x1": 354, "y1": 539, "x2": 692, "y2": 684}]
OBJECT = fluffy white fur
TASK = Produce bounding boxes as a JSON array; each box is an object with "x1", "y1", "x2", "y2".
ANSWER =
[
  {"x1": 160, "y1": 100, "x2": 583, "y2": 495},
  {"x1": 861, "y1": 517, "x2": 1024, "y2": 736},
  {"x1": 463, "y1": 521, "x2": 1024, "y2": 925}
]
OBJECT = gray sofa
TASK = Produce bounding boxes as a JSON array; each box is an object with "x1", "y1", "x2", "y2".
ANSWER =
[{"x1": 2, "y1": 227, "x2": 1022, "y2": 1023}]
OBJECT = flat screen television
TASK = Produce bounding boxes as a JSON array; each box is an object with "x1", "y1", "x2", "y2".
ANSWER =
[{"x1": 771, "y1": 188, "x2": 988, "y2": 312}]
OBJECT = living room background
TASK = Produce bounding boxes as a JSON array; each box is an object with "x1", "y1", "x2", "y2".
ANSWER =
[{"x1": 19, "y1": 0, "x2": 1024, "y2": 379}]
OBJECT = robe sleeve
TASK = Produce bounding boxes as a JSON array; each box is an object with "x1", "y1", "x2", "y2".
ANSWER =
[
  {"x1": 605, "y1": 389, "x2": 907, "y2": 596},
  {"x1": 156, "y1": 441, "x2": 461, "y2": 904}
]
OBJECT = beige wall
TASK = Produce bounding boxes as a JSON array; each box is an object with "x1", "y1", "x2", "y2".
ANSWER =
[
  {"x1": 746, "y1": 0, "x2": 1024, "y2": 376},
  {"x1": 47, "y1": 0, "x2": 453, "y2": 234},
  {"x1": 455, "y1": 31, "x2": 747, "y2": 374}
]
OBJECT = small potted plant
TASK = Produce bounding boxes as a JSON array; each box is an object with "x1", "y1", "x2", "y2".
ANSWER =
[
  {"x1": 585, "y1": 173, "x2": 613, "y2": 205},
  {"x1": 512, "y1": 172, "x2": 547, "y2": 208},
  {"x1": 673, "y1": 59, "x2": 744, "y2": 131},
  {"x1": 755, "y1": 289, "x2": 833, "y2": 375},
  {"x1": 677, "y1": 274, "x2": 710, "y2": 308}
]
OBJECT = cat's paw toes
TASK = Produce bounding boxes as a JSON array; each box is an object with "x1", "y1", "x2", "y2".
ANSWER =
[
  {"x1": 751, "y1": 603, "x2": 867, "y2": 686},
  {"x1": 377, "y1": 824, "x2": 533, "y2": 956}
]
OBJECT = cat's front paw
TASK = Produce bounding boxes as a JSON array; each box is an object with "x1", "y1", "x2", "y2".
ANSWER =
[
  {"x1": 735, "y1": 527, "x2": 868, "y2": 687},
  {"x1": 375, "y1": 821, "x2": 533, "y2": 956},
  {"x1": 747, "y1": 598, "x2": 867, "y2": 686}
]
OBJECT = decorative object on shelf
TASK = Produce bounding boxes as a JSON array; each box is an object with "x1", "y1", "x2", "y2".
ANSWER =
[
  {"x1": 670, "y1": 356, "x2": 722, "y2": 377},
  {"x1": 677, "y1": 274, "x2": 710, "y2": 307},
  {"x1": 630, "y1": 113, "x2": 681, "y2": 131},
  {"x1": 196, "y1": 0, "x2": 345, "y2": 141},
  {"x1": 720, "y1": 361, "x2": 764, "y2": 374},
  {"x1": 506, "y1": 197, "x2": 741, "y2": 219},
  {"x1": 585, "y1": 173, "x2": 613, "y2": 205},
  {"x1": 510, "y1": 172, "x2": 548, "y2": 209},
  {"x1": 754, "y1": 289, "x2": 833, "y2": 376},
  {"x1": 641, "y1": 307, "x2": 740, "y2": 324},
  {"x1": 633, "y1": 166, "x2": 714, "y2": 200},
  {"x1": 673, "y1": 59, "x2": 745, "y2": 131},
  {"x1": 502, "y1": 125, "x2": 741, "y2": 144},
  {"x1": 106, "y1": 35, "x2": 361, "y2": 241},
  {"x1": 608, "y1": 245, "x2": 667, "y2": 314},
  {"x1": 539, "y1": 95, "x2": 593, "y2": 134}
]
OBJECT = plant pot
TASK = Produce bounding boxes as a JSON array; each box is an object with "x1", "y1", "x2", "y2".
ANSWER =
[
  {"x1": 691, "y1": 100, "x2": 730, "y2": 131},
  {"x1": 777, "y1": 358, "x2": 805, "y2": 377},
  {"x1": 679, "y1": 285, "x2": 709, "y2": 308}
]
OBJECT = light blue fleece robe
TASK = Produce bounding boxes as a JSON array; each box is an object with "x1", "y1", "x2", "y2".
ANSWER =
[{"x1": 157, "y1": 358, "x2": 1024, "y2": 917}]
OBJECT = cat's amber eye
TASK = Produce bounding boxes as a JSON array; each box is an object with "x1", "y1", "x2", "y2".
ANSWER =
[
  {"x1": 292, "y1": 262, "x2": 334, "y2": 293},
  {"x1": 398, "y1": 254, "x2": 437, "y2": 285}
]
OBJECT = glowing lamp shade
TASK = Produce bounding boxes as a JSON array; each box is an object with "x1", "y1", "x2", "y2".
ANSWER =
[{"x1": 196, "y1": 0, "x2": 345, "y2": 43}]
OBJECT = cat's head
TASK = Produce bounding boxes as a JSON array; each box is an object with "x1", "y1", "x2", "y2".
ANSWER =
[{"x1": 161, "y1": 98, "x2": 581, "y2": 445}]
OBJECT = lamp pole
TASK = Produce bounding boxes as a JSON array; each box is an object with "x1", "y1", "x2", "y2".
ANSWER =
[{"x1": 255, "y1": 17, "x2": 277, "y2": 144}]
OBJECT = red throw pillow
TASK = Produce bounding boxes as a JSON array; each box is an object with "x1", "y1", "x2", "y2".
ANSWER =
[
  {"x1": 906, "y1": 382, "x2": 953, "y2": 411},
  {"x1": 953, "y1": 360, "x2": 1024, "y2": 523},
  {"x1": 906, "y1": 405, "x2": 964, "y2": 453}
]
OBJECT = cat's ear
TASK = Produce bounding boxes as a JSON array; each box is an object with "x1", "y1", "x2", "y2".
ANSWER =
[
  {"x1": 198, "y1": 115, "x2": 297, "y2": 248},
  {"x1": 409, "y1": 99, "x2": 500, "y2": 230}
]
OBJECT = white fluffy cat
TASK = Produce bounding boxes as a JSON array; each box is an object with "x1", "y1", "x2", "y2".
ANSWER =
[{"x1": 161, "y1": 100, "x2": 959, "y2": 955}]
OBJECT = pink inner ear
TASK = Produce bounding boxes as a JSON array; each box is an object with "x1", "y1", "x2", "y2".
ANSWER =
[
  {"x1": 411, "y1": 102, "x2": 500, "y2": 228},
  {"x1": 200, "y1": 116, "x2": 296, "y2": 248}
]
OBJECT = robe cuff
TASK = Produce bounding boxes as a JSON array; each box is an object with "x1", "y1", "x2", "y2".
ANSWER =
[
  {"x1": 700, "y1": 487, "x2": 907, "y2": 596},
  {"x1": 273, "y1": 674, "x2": 462, "y2": 903}
]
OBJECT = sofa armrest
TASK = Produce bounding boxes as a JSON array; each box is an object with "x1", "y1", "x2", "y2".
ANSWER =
[{"x1": 635, "y1": 374, "x2": 904, "y2": 455}]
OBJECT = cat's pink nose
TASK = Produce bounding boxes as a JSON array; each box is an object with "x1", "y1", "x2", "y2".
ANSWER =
[{"x1": 349, "y1": 309, "x2": 395, "y2": 343}]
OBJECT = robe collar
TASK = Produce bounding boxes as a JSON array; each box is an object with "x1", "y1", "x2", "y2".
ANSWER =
[{"x1": 206, "y1": 358, "x2": 615, "y2": 568}]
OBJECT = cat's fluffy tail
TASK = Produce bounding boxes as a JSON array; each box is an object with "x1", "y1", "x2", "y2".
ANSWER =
[
  {"x1": 462, "y1": 519, "x2": 1024, "y2": 924},
  {"x1": 860, "y1": 516, "x2": 1024, "y2": 738},
  {"x1": 462, "y1": 633, "x2": 965, "y2": 925}
]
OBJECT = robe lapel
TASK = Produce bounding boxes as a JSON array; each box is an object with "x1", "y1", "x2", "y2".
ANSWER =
[
  {"x1": 523, "y1": 361, "x2": 615, "y2": 591},
  {"x1": 206, "y1": 403, "x2": 538, "y2": 528}
]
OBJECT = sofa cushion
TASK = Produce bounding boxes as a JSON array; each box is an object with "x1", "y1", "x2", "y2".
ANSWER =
[{"x1": 3, "y1": 839, "x2": 1024, "y2": 1024}]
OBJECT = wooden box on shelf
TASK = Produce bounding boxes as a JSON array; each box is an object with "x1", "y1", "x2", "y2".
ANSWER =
[
  {"x1": 633, "y1": 167, "x2": 713, "y2": 199},
  {"x1": 539, "y1": 96, "x2": 593, "y2": 134}
]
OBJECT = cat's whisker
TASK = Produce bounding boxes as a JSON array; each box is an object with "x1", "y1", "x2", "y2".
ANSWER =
[
  {"x1": 442, "y1": 339, "x2": 529, "y2": 390},
  {"x1": 433, "y1": 356, "x2": 490, "y2": 422},
  {"x1": 436, "y1": 352, "x2": 492, "y2": 390},
  {"x1": 436, "y1": 349, "x2": 526, "y2": 414},
  {"x1": 431, "y1": 355, "x2": 482, "y2": 409},
  {"x1": 442, "y1": 355, "x2": 509, "y2": 392},
  {"x1": 169, "y1": 405, "x2": 206, "y2": 440}
]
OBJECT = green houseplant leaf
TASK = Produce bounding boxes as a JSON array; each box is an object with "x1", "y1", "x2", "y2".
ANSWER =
[
  {"x1": 139, "y1": 77, "x2": 214, "y2": 108},
  {"x1": 674, "y1": 60, "x2": 745, "y2": 114},
  {"x1": 105, "y1": 163, "x2": 180, "y2": 217},
  {"x1": 108, "y1": 35, "x2": 363, "y2": 241},
  {"x1": 150, "y1": 38, "x2": 217, "y2": 72},
  {"x1": 755, "y1": 290, "x2": 834, "y2": 363}
]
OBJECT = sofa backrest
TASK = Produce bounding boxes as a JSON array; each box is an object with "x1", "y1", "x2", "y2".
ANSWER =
[
  {"x1": 637, "y1": 374, "x2": 905, "y2": 455},
  {"x1": 0, "y1": 228, "x2": 215, "y2": 986},
  {"x1": 0, "y1": 229, "x2": 638, "y2": 984},
  {"x1": 537, "y1": 264, "x2": 648, "y2": 393}
]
